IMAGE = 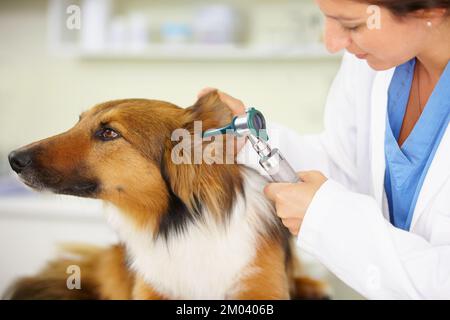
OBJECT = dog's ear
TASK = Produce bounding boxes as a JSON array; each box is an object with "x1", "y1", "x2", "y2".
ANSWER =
[
  {"x1": 185, "y1": 90, "x2": 234, "y2": 131},
  {"x1": 159, "y1": 90, "x2": 242, "y2": 220}
]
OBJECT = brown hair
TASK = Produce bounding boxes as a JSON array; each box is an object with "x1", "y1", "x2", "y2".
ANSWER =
[{"x1": 363, "y1": 0, "x2": 449, "y2": 17}]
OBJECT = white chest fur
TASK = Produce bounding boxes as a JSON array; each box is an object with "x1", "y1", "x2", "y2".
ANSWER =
[{"x1": 104, "y1": 169, "x2": 275, "y2": 299}]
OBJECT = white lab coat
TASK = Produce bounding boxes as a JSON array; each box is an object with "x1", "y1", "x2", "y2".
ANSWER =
[{"x1": 237, "y1": 52, "x2": 450, "y2": 299}]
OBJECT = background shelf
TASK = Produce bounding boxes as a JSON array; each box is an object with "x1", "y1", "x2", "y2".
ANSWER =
[
  {"x1": 75, "y1": 44, "x2": 341, "y2": 61},
  {"x1": 48, "y1": 0, "x2": 337, "y2": 61}
]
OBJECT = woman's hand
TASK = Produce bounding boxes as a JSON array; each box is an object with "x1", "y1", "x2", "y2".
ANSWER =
[
  {"x1": 264, "y1": 171, "x2": 327, "y2": 236},
  {"x1": 197, "y1": 87, "x2": 246, "y2": 116},
  {"x1": 197, "y1": 87, "x2": 247, "y2": 154}
]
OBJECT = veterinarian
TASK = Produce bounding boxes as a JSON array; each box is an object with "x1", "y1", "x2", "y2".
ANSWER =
[{"x1": 198, "y1": 0, "x2": 450, "y2": 299}]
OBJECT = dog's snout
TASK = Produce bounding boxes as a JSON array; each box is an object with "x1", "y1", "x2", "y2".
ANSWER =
[{"x1": 8, "y1": 150, "x2": 32, "y2": 173}]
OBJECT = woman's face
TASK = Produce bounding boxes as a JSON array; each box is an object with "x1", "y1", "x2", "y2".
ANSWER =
[{"x1": 316, "y1": 0, "x2": 430, "y2": 70}]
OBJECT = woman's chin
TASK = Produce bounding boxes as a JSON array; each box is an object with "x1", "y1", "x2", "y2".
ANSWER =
[{"x1": 365, "y1": 57, "x2": 396, "y2": 71}]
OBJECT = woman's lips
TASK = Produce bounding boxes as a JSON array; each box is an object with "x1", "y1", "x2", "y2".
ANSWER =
[{"x1": 355, "y1": 53, "x2": 368, "y2": 59}]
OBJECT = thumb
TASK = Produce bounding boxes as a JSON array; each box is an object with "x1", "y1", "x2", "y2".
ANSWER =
[
  {"x1": 263, "y1": 182, "x2": 291, "y2": 202},
  {"x1": 297, "y1": 171, "x2": 316, "y2": 182}
]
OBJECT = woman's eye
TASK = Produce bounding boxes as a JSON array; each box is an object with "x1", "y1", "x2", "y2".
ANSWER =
[
  {"x1": 343, "y1": 24, "x2": 361, "y2": 31},
  {"x1": 95, "y1": 128, "x2": 120, "y2": 141}
]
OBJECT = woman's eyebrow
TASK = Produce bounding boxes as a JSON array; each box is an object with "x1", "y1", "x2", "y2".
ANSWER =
[{"x1": 325, "y1": 14, "x2": 362, "y2": 21}]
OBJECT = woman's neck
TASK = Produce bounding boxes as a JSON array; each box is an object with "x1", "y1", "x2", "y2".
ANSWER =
[{"x1": 416, "y1": 19, "x2": 450, "y2": 82}]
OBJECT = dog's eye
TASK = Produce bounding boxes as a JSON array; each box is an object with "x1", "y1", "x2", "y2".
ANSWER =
[{"x1": 95, "y1": 128, "x2": 120, "y2": 141}]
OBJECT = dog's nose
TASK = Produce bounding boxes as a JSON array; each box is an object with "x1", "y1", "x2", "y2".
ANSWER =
[{"x1": 8, "y1": 150, "x2": 32, "y2": 173}]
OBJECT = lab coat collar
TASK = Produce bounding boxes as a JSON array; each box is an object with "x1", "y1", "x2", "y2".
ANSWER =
[
  {"x1": 370, "y1": 67, "x2": 394, "y2": 214},
  {"x1": 410, "y1": 123, "x2": 450, "y2": 229}
]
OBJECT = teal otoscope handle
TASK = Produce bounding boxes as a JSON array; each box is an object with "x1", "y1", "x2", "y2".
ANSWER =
[{"x1": 202, "y1": 124, "x2": 233, "y2": 138}]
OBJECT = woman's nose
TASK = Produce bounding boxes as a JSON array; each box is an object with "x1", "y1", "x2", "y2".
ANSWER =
[{"x1": 323, "y1": 19, "x2": 351, "y2": 54}]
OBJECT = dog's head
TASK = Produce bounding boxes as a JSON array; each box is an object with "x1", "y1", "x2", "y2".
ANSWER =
[{"x1": 8, "y1": 91, "x2": 242, "y2": 231}]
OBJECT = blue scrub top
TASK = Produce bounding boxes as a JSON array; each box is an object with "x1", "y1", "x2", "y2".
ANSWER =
[{"x1": 385, "y1": 58, "x2": 450, "y2": 231}]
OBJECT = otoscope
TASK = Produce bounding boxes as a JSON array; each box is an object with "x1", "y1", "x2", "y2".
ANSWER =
[{"x1": 203, "y1": 108, "x2": 300, "y2": 183}]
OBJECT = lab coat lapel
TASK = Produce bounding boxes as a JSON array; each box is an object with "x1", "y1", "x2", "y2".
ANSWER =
[
  {"x1": 370, "y1": 63, "x2": 450, "y2": 229},
  {"x1": 410, "y1": 125, "x2": 450, "y2": 229},
  {"x1": 370, "y1": 68, "x2": 395, "y2": 210}
]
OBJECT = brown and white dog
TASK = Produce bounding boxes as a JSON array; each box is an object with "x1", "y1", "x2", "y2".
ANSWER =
[{"x1": 5, "y1": 91, "x2": 327, "y2": 300}]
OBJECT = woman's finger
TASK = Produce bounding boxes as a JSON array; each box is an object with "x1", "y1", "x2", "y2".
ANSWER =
[
  {"x1": 215, "y1": 91, "x2": 245, "y2": 115},
  {"x1": 197, "y1": 87, "x2": 217, "y2": 99},
  {"x1": 263, "y1": 182, "x2": 290, "y2": 202},
  {"x1": 281, "y1": 218, "x2": 301, "y2": 235},
  {"x1": 298, "y1": 170, "x2": 327, "y2": 183},
  {"x1": 281, "y1": 217, "x2": 299, "y2": 228},
  {"x1": 288, "y1": 225, "x2": 300, "y2": 236},
  {"x1": 197, "y1": 87, "x2": 245, "y2": 116}
]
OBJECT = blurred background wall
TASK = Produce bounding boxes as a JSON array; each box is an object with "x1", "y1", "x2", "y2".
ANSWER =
[{"x1": 0, "y1": 0, "x2": 361, "y2": 299}]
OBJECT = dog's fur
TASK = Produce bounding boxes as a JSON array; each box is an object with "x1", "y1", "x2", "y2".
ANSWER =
[{"x1": 5, "y1": 91, "x2": 327, "y2": 299}]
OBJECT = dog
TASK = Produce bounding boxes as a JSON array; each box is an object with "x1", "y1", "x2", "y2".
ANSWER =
[{"x1": 5, "y1": 91, "x2": 328, "y2": 299}]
